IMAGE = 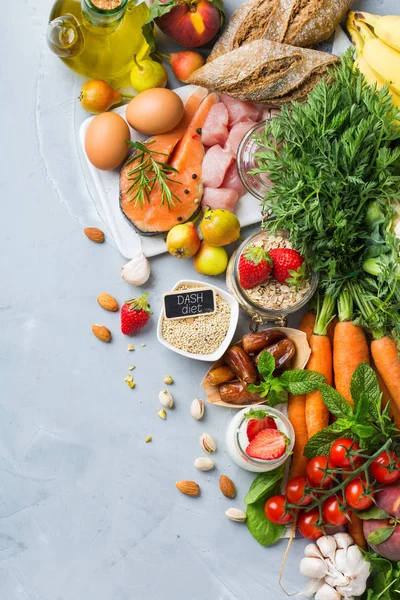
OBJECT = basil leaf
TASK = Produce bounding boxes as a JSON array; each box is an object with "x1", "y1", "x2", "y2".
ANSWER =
[
  {"x1": 368, "y1": 526, "x2": 396, "y2": 545},
  {"x1": 355, "y1": 507, "x2": 392, "y2": 520},
  {"x1": 304, "y1": 423, "x2": 354, "y2": 458},
  {"x1": 246, "y1": 500, "x2": 285, "y2": 546},
  {"x1": 351, "y1": 363, "x2": 381, "y2": 421},
  {"x1": 318, "y1": 383, "x2": 354, "y2": 420},
  {"x1": 351, "y1": 423, "x2": 376, "y2": 438},
  {"x1": 244, "y1": 465, "x2": 284, "y2": 505},
  {"x1": 257, "y1": 351, "x2": 275, "y2": 381},
  {"x1": 279, "y1": 369, "x2": 326, "y2": 395}
]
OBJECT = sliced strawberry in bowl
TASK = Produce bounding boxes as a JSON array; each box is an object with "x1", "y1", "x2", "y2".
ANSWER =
[
  {"x1": 246, "y1": 429, "x2": 287, "y2": 461},
  {"x1": 245, "y1": 408, "x2": 277, "y2": 442}
]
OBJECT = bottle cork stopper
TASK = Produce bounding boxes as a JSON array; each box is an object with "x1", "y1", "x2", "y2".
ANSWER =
[{"x1": 91, "y1": 0, "x2": 123, "y2": 9}]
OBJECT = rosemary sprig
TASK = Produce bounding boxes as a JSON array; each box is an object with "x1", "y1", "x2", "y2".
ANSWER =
[{"x1": 125, "y1": 140, "x2": 182, "y2": 210}]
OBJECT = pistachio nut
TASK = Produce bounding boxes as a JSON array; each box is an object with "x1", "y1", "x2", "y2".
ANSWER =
[
  {"x1": 225, "y1": 508, "x2": 246, "y2": 522},
  {"x1": 191, "y1": 398, "x2": 205, "y2": 420},
  {"x1": 159, "y1": 389, "x2": 174, "y2": 408},
  {"x1": 200, "y1": 432, "x2": 216, "y2": 453},
  {"x1": 194, "y1": 457, "x2": 215, "y2": 471}
]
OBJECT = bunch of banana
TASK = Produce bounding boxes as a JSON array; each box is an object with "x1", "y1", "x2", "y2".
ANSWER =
[{"x1": 346, "y1": 11, "x2": 400, "y2": 109}]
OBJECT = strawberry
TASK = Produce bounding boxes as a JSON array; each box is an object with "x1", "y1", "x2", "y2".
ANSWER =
[
  {"x1": 246, "y1": 429, "x2": 287, "y2": 461},
  {"x1": 238, "y1": 246, "x2": 272, "y2": 289},
  {"x1": 120, "y1": 293, "x2": 152, "y2": 335},
  {"x1": 269, "y1": 248, "x2": 305, "y2": 287},
  {"x1": 245, "y1": 409, "x2": 277, "y2": 442}
]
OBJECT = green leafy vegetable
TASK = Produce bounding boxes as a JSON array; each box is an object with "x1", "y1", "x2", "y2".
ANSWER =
[
  {"x1": 365, "y1": 554, "x2": 400, "y2": 600},
  {"x1": 317, "y1": 383, "x2": 354, "y2": 419},
  {"x1": 257, "y1": 350, "x2": 275, "y2": 380},
  {"x1": 246, "y1": 500, "x2": 285, "y2": 546},
  {"x1": 279, "y1": 369, "x2": 326, "y2": 395},
  {"x1": 351, "y1": 361, "x2": 381, "y2": 422},
  {"x1": 244, "y1": 465, "x2": 284, "y2": 505}
]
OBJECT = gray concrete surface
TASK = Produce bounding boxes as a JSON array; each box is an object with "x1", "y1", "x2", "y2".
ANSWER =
[{"x1": 0, "y1": 1, "x2": 395, "y2": 598}]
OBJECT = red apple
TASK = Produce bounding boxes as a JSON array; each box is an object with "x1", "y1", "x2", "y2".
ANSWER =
[
  {"x1": 154, "y1": 0, "x2": 222, "y2": 48},
  {"x1": 170, "y1": 51, "x2": 205, "y2": 82}
]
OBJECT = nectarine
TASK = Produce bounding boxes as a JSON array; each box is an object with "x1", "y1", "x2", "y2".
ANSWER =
[
  {"x1": 154, "y1": 0, "x2": 222, "y2": 48},
  {"x1": 363, "y1": 481, "x2": 400, "y2": 560}
]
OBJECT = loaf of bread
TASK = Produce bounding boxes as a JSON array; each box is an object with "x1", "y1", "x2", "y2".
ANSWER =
[
  {"x1": 188, "y1": 39, "x2": 339, "y2": 106},
  {"x1": 208, "y1": 0, "x2": 354, "y2": 62}
]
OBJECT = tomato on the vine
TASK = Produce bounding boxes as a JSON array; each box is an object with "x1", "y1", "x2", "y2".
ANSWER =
[
  {"x1": 322, "y1": 495, "x2": 350, "y2": 526},
  {"x1": 344, "y1": 478, "x2": 374, "y2": 510},
  {"x1": 370, "y1": 451, "x2": 400, "y2": 484},
  {"x1": 264, "y1": 495, "x2": 293, "y2": 525},
  {"x1": 306, "y1": 456, "x2": 335, "y2": 488},
  {"x1": 298, "y1": 508, "x2": 324, "y2": 540},
  {"x1": 329, "y1": 438, "x2": 362, "y2": 469},
  {"x1": 285, "y1": 476, "x2": 312, "y2": 507}
]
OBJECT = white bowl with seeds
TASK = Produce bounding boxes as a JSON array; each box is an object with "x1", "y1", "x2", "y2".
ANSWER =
[{"x1": 157, "y1": 280, "x2": 239, "y2": 361}]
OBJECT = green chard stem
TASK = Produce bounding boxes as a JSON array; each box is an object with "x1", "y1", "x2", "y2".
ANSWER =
[{"x1": 314, "y1": 294, "x2": 336, "y2": 336}]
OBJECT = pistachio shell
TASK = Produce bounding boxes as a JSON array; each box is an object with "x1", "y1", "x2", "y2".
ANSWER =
[
  {"x1": 225, "y1": 508, "x2": 246, "y2": 522},
  {"x1": 200, "y1": 432, "x2": 216, "y2": 453},
  {"x1": 159, "y1": 389, "x2": 174, "y2": 408},
  {"x1": 191, "y1": 398, "x2": 205, "y2": 420}
]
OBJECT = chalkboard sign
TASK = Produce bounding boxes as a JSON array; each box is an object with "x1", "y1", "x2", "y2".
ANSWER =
[{"x1": 163, "y1": 288, "x2": 216, "y2": 320}]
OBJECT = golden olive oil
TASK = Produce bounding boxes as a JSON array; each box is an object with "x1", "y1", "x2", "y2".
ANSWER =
[{"x1": 48, "y1": 0, "x2": 149, "y2": 87}]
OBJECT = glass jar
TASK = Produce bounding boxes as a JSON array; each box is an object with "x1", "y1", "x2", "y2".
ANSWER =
[
  {"x1": 226, "y1": 230, "x2": 319, "y2": 328},
  {"x1": 225, "y1": 406, "x2": 294, "y2": 473},
  {"x1": 236, "y1": 119, "x2": 273, "y2": 201}
]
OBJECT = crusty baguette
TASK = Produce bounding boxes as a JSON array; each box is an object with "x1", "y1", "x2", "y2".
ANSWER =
[
  {"x1": 189, "y1": 39, "x2": 339, "y2": 106},
  {"x1": 208, "y1": 0, "x2": 354, "y2": 62}
]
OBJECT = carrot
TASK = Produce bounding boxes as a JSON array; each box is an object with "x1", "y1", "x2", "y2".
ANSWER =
[
  {"x1": 372, "y1": 354, "x2": 400, "y2": 432},
  {"x1": 333, "y1": 323, "x2": 370, "y2": 406},
  {"x1": 288, "y1": 393, "x2": 308, "y2": 478},
  {"x1": 327, "y1": 316, "x2": 338, "y2": 345},
  {"x1": 348, "y1": 512, "x2": 367, "y2": 549},
  {"x1": 306, "y1": 334, "x2": 332, "y2": 437},
  {"x1": 298, "y1": 311, "x2": 316, "y2": 345},
  {"x1": 371, "y1": 336, "x2": 400, "y2": 419}
]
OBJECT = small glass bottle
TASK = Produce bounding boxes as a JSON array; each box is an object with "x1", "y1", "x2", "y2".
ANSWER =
[
  {"x1": 47, "y1": 0, "x2": 149, "y2": 87},
  {"x1": 225, "y1": 406, "x2": 294, "y2": 473},
  {"x1": 236, "y1": 119, "x2": 274, "y2": 200}
]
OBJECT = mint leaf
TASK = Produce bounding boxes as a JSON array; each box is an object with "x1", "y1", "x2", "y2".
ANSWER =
[
  {"x1": 351, "y1": 362, "x2": 381, "y2": 421},
  {"x1": 279, "y1": 370, "x2": 325, "y2": 395},
  {"x1": 355, "y1": 507, "x2": 392, "y2": 520},
  {"x1": 268, "y1": 388, "x2": 288, "y2": 407},
  {"x1": 368, "y1": 526, "x2": 396, "y2": 545},
  {"x1": 318, "y1": 383, "x2": 354, "y2": 420},
  {"x1": 244, "y1": 466, "x2": 284, "y2": 505},
  {"x1": 351, "y1": 423, "x2": 376, "y2": 438},
  {"x1": 246, "y1": 501, "x2": 285, "y2": 546},
  {"x1": 246, "y1": 383, "x2": 269, "y2": 397},
  {"x1": 304, "y1": 423, "x2": 353, "y2": 458},
  {"x1": 257, "y1": 351, "x2": 275, "y2": 381}
]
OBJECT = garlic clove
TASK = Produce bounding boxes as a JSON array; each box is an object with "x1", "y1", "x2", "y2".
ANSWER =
[
  {"x1": 315, "y1": 583, "x2": 341, "y2": 600},
  {"x1": 194, "y1": 457, "x2": 215, "y2": 471},
  {"x1": 191, "y1": 398, "x2": 205, "y2": 420},
  {"x1": 346, "y1": 544, "x2": 366, "y2": 574},
  {"x1": 325, "y1": 573, "x2": 349, "y2": 589},
  {"x1": 334, "y1": 548, "x2": 351, "y2": 578},
  {"x1": 349, "y1": 561, "x2": 370, "y2": 597},
  {"x1": 333, "y1": 532, "x2": 354, "y2": 550},
  {"x1": 159, "y1": 389, "x2": 174, "y2": 408},
  {"x1": 316, "y1": 535, "x2": 337, "y2": 560},
  {"x1": 304, "y1": 543, "x2": 324, "y2": 560},
  {"x1": 121, "y1": 252, "x2": 151, "y2": 286},
  {"x1": 301, "y1": 579, "x2": 324, "y2": 599},
  {"x1": 299, "y1": 557, "x2": 328, "y2": 580}
]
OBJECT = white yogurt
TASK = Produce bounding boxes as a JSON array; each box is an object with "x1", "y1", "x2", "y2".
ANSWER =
[{"x1": 225, "y1": 406, "x2": 295, "y2": 472}]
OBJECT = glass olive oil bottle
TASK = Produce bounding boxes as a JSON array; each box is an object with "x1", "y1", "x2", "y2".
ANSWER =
[{"x1": 47, "y1": 0, "x2": 149, "y2": 87}]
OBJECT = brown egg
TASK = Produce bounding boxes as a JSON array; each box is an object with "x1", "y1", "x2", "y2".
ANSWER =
[
  {"x1": 85, "y1": 112, "x2": 130, "y2": 170},
  {"x1": 125, "y1": 88, "x2": 184, "y2": 135}
]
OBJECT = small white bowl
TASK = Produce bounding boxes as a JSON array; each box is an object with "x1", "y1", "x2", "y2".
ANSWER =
[{"x1": 157, "y1": 279, "x2": 239, "y2": 362}]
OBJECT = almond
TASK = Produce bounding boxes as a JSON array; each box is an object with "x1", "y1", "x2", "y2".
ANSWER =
[
  {"x1": 97, "y1": 292, "x2": 119, "y2": 312},
  {"x1": 219, "y1": 475, "x2": 236, "y2": 499},
  {"x1": 92, "y1": 324, "x2": 112, "y2": 342},
  {"x1": 84, "y1": 227, "x2": 105, "y2": 243},
  {"x1": 176, "y1": 480, "x2": 200, "y2": 496}
]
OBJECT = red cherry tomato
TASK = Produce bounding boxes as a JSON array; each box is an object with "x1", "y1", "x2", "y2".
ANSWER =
[
  {"x1": 329, "y1": 438, "x2": 362, "y2": 469},
  {"x1": 306, "y1": 456, "x2": 336, "y2": 488},
  {"x1": 298, "y1": 508, "x2": 324, "y2": 540},
  {"x1": 322, "y1": 495, "x2": 350, "y2": 526},
  {"x1": 345, "y1": 478, "x2": 374, "y2": 510},
  {"x1": 370, "y1": 451, "x2": 400, "y2": 484},
  {"x1": 285, "y1": 476, "x2": 312, "y2": 507},
  {"x1": 264, "y1": 495, "x2": 293, "y2": 525}
]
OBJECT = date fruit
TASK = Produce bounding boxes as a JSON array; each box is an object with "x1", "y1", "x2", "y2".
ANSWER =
[
  {"x1": 242, "y1": 329, "x2": 286, "y2": 354},
  {"x1": 224, "y1": 345, "x2": 257, "y2": 384},
  {"x1": 206, "y1": 365, "x2": 235, "y2": 386},
  {"x1": 219, "y1": 381, "x2": 262, "y2": 405},
  {"x1": 255, "y1": 338, "x2": 295, "y2": 371}
]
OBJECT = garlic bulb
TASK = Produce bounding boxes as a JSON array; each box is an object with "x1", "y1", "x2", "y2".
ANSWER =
[
  {"x1": 121, "y1": 252, "x2": 151, "y2": 286},
  {"x1": 299, "y1": 533, "x2": 370, "y2": 600}
]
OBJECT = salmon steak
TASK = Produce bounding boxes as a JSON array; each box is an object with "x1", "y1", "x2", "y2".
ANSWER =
[{"x1": 120, "y1": 89, "x2": 217, "y2": 236}]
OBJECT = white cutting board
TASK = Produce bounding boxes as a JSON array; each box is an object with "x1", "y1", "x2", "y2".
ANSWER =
[{"x1": 79, "y1": 85, "x2": 262, "y2": 259}]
